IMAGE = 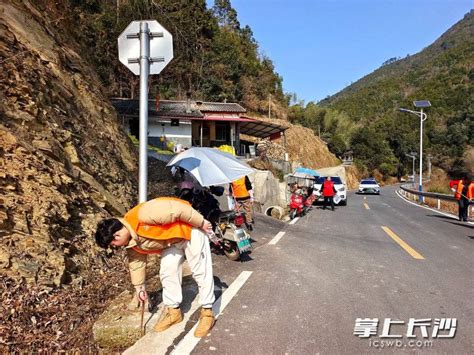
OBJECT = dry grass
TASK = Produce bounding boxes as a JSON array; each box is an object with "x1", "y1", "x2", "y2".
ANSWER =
[
  {"x1": 424, "y1": 167, "x2": 452, "y2": 193},
  {"x1": 423, "y1": 197, "x2": 458, "y2": 215}
]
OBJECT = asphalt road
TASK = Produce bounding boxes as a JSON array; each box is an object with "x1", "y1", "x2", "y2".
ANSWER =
[{"x1": 184, "y1": 186, "x2": 473, "y2": 354}]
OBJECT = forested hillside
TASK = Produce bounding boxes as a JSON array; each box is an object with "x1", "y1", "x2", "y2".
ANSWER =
[
  {"x1": 289, "y1": 10, "x2": 473, "y2": 178},
  {"x1": 60, "y1": 0, "x2": 288, "y2": 118}
]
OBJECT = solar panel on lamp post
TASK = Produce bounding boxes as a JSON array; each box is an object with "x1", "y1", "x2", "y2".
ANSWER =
[{"x1": 399, "y1": 100, "x2": 431, "y2": 203}]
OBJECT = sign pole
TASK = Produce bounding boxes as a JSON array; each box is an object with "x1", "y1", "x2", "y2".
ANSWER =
[
  {"x1": 118, "y1": 19, "x2": 173, "y2": 203},
  {"x1": 139, "y1": 22, "x2": 150, "y2": 203}
]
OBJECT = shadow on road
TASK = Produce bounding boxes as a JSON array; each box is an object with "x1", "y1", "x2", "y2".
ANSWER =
[
  {"x1": 238, "y1": 252, "x2": 254, "y2": 262},
  {"x1": 426, "y1": 214, "x2": 457, "y2": 221},
  {"x1": 213, "y1": 276, "x2": 228, "y2": 300},
  {"x1": 437, "y1": 219, "x2": 474, "y2": 230}
]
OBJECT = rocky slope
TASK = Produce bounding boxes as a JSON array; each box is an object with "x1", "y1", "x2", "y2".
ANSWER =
[
  {"x1": 1, "y1": 0, "x2": 138, "y2": 288},
  {"x1": 0, "y1": 1, "x2": 144, "y2": 351}
]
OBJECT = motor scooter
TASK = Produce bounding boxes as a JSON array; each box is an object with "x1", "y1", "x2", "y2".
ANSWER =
[
  {"x1": 211, "y1": 210, "x2": 252, "y2": 261},
  {"x1": 176, "y1": 183, "x2": 251, "y2": 261},
  {"x1": 289, "y1": 187, "x2": 315, "y2": 219},
  {"x1": 304, "y1": 188, "x2": 317, "y2": 208},
  {"x1": 289, "y1": 189, "x2": 305, "y2": 219}
]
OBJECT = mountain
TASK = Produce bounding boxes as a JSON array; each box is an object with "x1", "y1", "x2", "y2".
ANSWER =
[{"x1": 317, "y1": 10, "x2": 473, "y2": 176}]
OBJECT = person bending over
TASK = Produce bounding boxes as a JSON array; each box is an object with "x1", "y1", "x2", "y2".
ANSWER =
[{"x1": 94, "y1": 197, "x2": 215, "y2": 337}]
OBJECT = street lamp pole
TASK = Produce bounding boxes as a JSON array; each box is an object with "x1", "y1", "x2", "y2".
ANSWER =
[
  {"x1": 399, "y1": 100, "x2": 431, "y2": 203},
  {"x1": 419, "y1": 108, "x2": 424, "y2": 198}
]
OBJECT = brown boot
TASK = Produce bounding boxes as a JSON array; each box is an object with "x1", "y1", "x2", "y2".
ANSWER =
[
  {"x1": 194, "y1": 308, "x2": 215, "y2": 337},
  {"x1": 153, "y1": 307, "x2": 183, "y2": 332}
]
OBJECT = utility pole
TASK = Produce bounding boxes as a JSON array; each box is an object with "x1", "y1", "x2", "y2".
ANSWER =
[
  {"x1": 268, "y1": 94, "x2": 271, "y2": 119},
  {"x1": 268, "y1": 94, "x2": 272, "y2": 118},
  {"x1": 427, "y1": 154, "x2": 432, "y2": 179},
  {"x1": 116, "y1": 0, "x2": 120, "y2": 25}
]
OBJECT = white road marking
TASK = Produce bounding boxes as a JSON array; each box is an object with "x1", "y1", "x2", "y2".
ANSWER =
[
  {"x1": 171, "y1": 271, "x2": 253, "y2": 355},
  {"x1": 395, "y1": 190, "x2": 474, "y2": 225},
  {"x1": 289, "y1": 217, "x2": 300, "y2": 225},
  {"x1": 268, "y1": 231, "x2": 286, "y2": 245}
]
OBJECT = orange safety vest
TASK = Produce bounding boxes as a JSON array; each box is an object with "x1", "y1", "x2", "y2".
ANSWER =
[
  {"x1": 454, "y1": 181, "x2": 463, "y2": 200},
  {"x1": 455, "y1": 181, "x2": 474, "y2": 200},
  {"x1": 231, "y1": 176, "x2": 250, "y2": 199},
  {"x1": 124, "y1": 197, "x2": 193, "y2": 241}
]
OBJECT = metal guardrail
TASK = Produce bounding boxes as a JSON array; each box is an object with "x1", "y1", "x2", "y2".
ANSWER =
[
  {"x1": 398, "y1": 183, "x2": 460, "y2": 212},
  {"x1": 399, "y1": 184, "x2": 474, "y2": 219},
  {"x1": 399, "y1": 184, "x2": 456, "y2": 202}
]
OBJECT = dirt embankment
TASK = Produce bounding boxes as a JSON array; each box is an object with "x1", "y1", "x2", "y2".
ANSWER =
[
  {"x1": 244, "y1": 116, "x2": 341, "y2": 169},
  {"x1": 245, "y1": 116, "x2": 361, "y2": 188},
  {"x1": 284, "y1": 125, "x2": 341, "y2": 169}
]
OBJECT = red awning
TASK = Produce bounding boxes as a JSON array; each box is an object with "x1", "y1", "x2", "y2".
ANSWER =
[{"x1": 197, "y1": 113, "x2": 255, "y2": 122}]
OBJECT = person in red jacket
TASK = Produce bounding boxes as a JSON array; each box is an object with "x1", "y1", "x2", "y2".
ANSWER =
[{"x1": 320, "y1": 177, "x2": 337, "y2": 211}]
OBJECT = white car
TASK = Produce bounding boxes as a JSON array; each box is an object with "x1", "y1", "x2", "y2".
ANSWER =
[
  {"x1": 314, "y1": 176, "x2": 348, "y2": 206},
  {"x1": 358, "y1": 179, "x2": 381, "y2": 194}
]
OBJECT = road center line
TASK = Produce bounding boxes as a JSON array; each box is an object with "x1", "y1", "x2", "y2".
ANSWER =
[
  {"x1": 289, "y1": 217, "x2": 299, "y2": 225},
  {"x1": 171, "y1": 271, "x2": 253, "y2": 355},
  {"x1": 269, "y1": 231, "x2": 285, "y2": 245},
  {"x1": 381, "y1": 226, "x2": 425, "y2": 260},
  {"x1": 364, "y1": 203, "x2": 370, "y2": 210}
]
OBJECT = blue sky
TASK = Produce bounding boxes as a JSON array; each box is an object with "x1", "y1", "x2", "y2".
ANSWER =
[{"x1": 208, "y1": 0, "x2": 472, "y2": 103}]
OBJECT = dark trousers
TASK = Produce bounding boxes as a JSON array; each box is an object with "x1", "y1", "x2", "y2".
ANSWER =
[
  {"x1": 458, "y1": 199, "x2": 469, "y2": 221},
  {"x1": 322, "y1": 196, "x2": 334, "y2": 211}
]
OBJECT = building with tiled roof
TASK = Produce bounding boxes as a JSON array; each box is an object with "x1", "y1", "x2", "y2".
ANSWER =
[{"x1": 111, "y1": 98, "x2": 287, "y2": 156}]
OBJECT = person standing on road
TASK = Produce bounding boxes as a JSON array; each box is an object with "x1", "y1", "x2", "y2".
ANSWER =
[
  {"x1": 455, "y1": 175, "x2": 474, "y2": 222},
  {"x1": 230, "y1": 175, "x2": 255, "y2": 230},
  {"x1": 94, "y1": 197, "x2": 216, "y2": 337},
  {"x1": 320, "y1": 177, "x2": 337, "y2": 211}
]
